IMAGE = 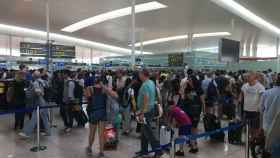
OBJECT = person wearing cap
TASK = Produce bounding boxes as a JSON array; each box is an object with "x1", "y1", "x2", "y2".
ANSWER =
[{"x1": 136, "y1": 69, "x2": 163, "y2": 158}]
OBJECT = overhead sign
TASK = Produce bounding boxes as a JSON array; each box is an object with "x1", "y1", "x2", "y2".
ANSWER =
[
  {"x1": 38, "y1": 59, "x2": 48, "y2": 65},
  {"x1": 105, "y1": 63, "x2": 112, "y2": 68},
  {"x1": 20, "y1": 42, "x2": 75, "y2": 58},
  {"x1": 168, "y1": 53, "x2": 184, "y2": 66}
]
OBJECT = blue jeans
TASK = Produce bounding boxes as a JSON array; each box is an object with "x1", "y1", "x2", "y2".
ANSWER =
[
  {"x1": 23, "y1": 108, "x2": 50, "y2": 136},
  {"x1": 272, "y1": 143, "x2": 280, "y2": 158},
  {"x1": 141, "y1": 110, "x2": 160, "y2": 154}
]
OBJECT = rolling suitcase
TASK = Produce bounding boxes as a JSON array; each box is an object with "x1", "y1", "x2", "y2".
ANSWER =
[
  {"x1": 203, "y1": 113, "x2": 225, "y2": 142},
  {"x1": 223, "y1": 103, "x2": 236, "y2": 120},
  {"x1": 228, "y1": 120, "x2": 242, "y2": 144},
  {"x1": 160, "y1": 126, "x2": 172, "y2": 146},
  {"x1": 104, "y1": 125, "x2": 118, "y2": 150}
]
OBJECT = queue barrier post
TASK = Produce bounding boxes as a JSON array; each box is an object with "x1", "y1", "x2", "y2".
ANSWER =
[
  {"x1": 30, "y1": 106, "x2": 47, "y2": 152},
  {"x1": 170, "y1": 135, "x2": 176, "y2": 158},
  {"x1": 245, "y1": 123, "x2": 249, "y2": 158}
]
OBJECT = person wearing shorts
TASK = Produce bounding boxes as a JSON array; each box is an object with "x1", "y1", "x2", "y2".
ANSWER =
[{"x1": 168, "y1": 105, "x2": 192, "y2": 156}]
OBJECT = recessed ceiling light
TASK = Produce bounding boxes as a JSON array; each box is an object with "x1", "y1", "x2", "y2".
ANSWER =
[
  {"x1": 0, "y1": 23, "x2": 153, "y2": 55},
  {"x1": 194, "y1": 47, "x2": 219, "y2": 52},
  {"x1": 132, "y1": 32, "x2": 231, "y2": 47},
  {"x1": 193, "y1": 32, "x2": 231, "y2": 38},
  {"x1": 211, "y1": 0, "x2": 280, "y2": 35},
  {"x1": 62, "y1": 1, "x2": 167, "y2": 32}
]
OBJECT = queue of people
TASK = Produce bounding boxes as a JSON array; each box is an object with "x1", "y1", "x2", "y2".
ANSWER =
[{"x1": 0, "y1": 65, "x2": 279, "y2": 158}]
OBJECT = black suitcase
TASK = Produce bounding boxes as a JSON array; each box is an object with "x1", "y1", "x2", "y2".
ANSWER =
[
  {"x1": 228, "y1": 121, "x2": 242, "y2": 144},
  {"x1": 203, "y1": 113, "x2": 225, "y2": 142},
  {"x1": 223, "y1": 104, "x2": 236, "y2": 120}
]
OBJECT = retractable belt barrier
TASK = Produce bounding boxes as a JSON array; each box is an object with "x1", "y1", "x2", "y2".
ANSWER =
[
  {"x1": 0, "y1": 104, "x2": 244, "y2": 155},
  {"x1": 0, "y1": 101, "x2": 90, "y2": 116},
  {"x1": 0, "y1": 105, "x2": 60, "y2": 116},
  {"x1": 134, "y1": 123, "x2": 244, "y2": 158}
]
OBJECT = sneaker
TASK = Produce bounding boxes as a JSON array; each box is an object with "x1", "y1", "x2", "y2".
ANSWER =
[
  {"x1": 41, "y1": 132, "x2": 51, "y2": 136},
  {"x1": 86, "y1": 147, "x2": 92, "y2": 156},
  {"x1": 175, "y1": 151, "x2": 185, "y2": 156},
  {"x1": 153, "y1": 151, "x2": 164, "y2": 158},
  {"x1": 135, "y1": 151, "x2": 149, "y2": 157},
  {"x1": 189, "y1": 148, "x2": 199, "y2": 154},
  {"x1": 64, "y1": 128, "x2": 72, "y2": 133},
  {"x1": 18, "y1": 132, "x2": 30, "y2": 138}
]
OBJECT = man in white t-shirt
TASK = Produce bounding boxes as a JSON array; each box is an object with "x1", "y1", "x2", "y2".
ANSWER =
[{"x1": 240, "y1": 71, "x2": 265, "y2": 129}]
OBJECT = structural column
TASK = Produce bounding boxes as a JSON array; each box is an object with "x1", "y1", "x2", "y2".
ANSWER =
[
  {"x1": 90, "y1": 48, "x2": 93, "y2": 66},
  {"x1": 131, "y1": 0, "x2": 136, "y2": 69},
  {"x1": 45, "y1": 0, "x2": 51, "y2": 71},
  {"x1": 276, "y1": 37, "x2": 279, "y2": 73},
  {"x1": 187, "y1": 33, "x2": 193, "y2": 52},
  {"x1": 8, "y1": 35, "x2": 12, "y2": 65}
]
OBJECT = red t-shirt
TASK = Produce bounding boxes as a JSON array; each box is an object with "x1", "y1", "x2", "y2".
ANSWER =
[{"x1": 169, "y1": 105, "x2": 192, "y2": 126}]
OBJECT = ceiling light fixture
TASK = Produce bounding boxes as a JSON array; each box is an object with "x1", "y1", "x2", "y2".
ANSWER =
[
  {"x1": 211, "y1": 0, "x2": 280, "y2": 35},
  {"x1": 132, "y1": 32, "x2": 231, "y2": 47},
  {"x1": 0, "y1": 23, "x2": 153, "y2": 55},
  {"x1": 194, "y1": 47, "x2": 219, "y2": 52},
  {"x1": 62, "y1": 1, "x2": 167, "y2": 32}
]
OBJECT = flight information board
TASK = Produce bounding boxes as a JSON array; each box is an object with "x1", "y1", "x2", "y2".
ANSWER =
[
  {"x1": 168, "y1": 53, "x2": 184, "y2": 66},
  {"x1": 20, "y1": 42, "x2": 75, "y2": 58}
]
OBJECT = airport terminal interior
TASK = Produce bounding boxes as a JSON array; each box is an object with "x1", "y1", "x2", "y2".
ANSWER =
[{"x1": 0, "y1": 0, "x2": 280, "y2": 158}]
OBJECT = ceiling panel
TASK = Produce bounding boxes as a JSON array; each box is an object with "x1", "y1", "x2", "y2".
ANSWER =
[{"x1": 0, "y1": 0, "x2": 278, "y2": 55}]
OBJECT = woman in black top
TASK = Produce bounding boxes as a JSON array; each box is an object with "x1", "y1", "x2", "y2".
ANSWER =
[{"x1": 182, "y1": 75, "x2": 204, "y2": 154}]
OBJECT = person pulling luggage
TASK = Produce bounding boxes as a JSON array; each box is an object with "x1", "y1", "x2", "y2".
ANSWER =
[{"x1": 167, "y1": 104, "x2": 192, "y2": 156}]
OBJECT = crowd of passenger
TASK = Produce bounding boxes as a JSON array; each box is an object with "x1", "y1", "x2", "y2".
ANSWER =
[{"x1": 0, "y1": 64, "x2": 279, "y2": 158}]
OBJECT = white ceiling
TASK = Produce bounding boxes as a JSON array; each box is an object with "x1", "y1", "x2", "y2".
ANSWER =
[{"x1": 0, "y1": 0, "x2": 279, "y2": 55}]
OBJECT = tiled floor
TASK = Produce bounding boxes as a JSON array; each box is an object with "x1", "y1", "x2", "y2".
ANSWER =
[{"x1": 0, "y1": 110, "x2": 245, "y2": 158}]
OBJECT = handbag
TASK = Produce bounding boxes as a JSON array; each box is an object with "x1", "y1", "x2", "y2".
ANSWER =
[{"x1": 69, "y1": 99, "x2": 80, "y2": 112}]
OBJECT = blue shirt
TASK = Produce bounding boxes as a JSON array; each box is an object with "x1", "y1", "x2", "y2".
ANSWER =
[
  {"x1": 261, "y1": 86, "x2": 280, "y2": 158},
  {"x1": 137, "y1": 79, "x2": 156, "y2": 112},
  {"x1": 201, "y1": 78, "x2": 212, "y2": 94}
]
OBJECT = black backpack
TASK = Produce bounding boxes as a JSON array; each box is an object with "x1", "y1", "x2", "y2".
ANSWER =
[
  {"x1": 121, "y1": 87, "x2": 130, "y2": 108},
  {"x1": 74, "y1": 81, "x2": 84, "y2": 99},
  {"x1": 207, "y1": 80, "x2": 219, "y2": 99}
]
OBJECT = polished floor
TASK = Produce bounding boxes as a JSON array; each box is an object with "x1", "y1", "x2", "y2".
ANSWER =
[{"x1": 0, "y1": 110, "x2": 245, "y2": 158}]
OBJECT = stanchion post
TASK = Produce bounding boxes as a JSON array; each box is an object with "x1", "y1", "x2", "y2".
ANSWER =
[
  {"x1": 245, "y1": 123, "x2": 249, "y2": 158},
  {"x1": 170, "y1": 138, "x2": 175, "y2": 158},
  {"x1": 30, "y1": 106, "x2": 47, "y2": 152},
  {"x1": 37, "y1": 106, "x2": 40, "y2": 149}
]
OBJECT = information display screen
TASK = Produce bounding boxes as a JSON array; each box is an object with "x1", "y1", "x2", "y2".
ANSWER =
[
  {"x1": 168, "y1": 53, "x2": 184, "y2": 66},
  {"x1": 219, "y1": 38, "x2": 240, "y2": 63},
  {"x1": 20, "y1": 42, "x2": 75, "y2": 58}
]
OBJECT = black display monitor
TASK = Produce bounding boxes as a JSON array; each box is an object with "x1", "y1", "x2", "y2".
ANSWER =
[
  {"x1": 20, "y1": 42, "x2": 75, "y2": 58},
  {"x1": 219, "y1": 38, "x2": 240, "y2": 63},
  {"x1": 168, "y1": 53, "x2": 184, "y2": 66}
]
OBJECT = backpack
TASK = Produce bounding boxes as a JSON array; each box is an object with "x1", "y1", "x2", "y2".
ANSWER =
[
  {"x1": 67, "y1": 80, "x2": 83, "y2": 99},
  {"x1": 117, "y1": 88, "x2": 125, "y2": 106},
  {"x1": 121, "y1": 87, "x2": 130, "y2": 108},
  {"x1": 25, "y1": 81, "x2": 35, "y2": 107},
  {"x1": 6, "y1": 84, "x2": 15, "y2": 104},
  {"x1": 74, "y1": 81, "x2": 84, "y2": 99},
  {"x1": 43, "y1": 84, "x2": 55, "y2": 102},
  {"x1": 207, "y1": 79, "x2": 220, "y2": 102}
]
